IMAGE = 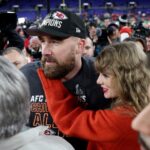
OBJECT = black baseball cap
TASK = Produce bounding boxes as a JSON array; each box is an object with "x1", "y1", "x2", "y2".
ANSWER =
[
  {"x1": 118, "y1": 14, "x2": 128, "y2": 23},
  {"x1": 26, "y1": 9, "x2": 86, "y2": 39}
]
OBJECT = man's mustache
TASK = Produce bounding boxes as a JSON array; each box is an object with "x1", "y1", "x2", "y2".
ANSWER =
[{"x1": 42, "y1": 55, "x2": 57, "y2": 63}]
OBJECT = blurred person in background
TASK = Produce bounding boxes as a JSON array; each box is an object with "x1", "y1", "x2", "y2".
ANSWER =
[
  {"x1": 87, "y1": 22, "x2": 99, "y2": 44},
  {"x1": 26, "y1": 36, "x2": 42, "y2": 61},
  {"x1": 16, "y1": 26, "x2": 26, "y2": 40},
  {"x1": 124, "y1": 37, "x2": 147, "y2": 53},
  {"x1": 0, "y1": 56, "x2": 74, "y2": 150},
  {"x1": 102, "y1": 13, "x2": 111, "y2": 28},
  {"x1": 118, "y1": 14, "x2": 128, "y2": 28},
  {"x1": 87, "y1": 22, "x2": 103, "y2": 56},
  {"x1": 82, "y1": 37, "x2": 95, "y2": 57},
  {"x1": 0, "y1": 12, "x2": 24, "y2": 54},
  {"x1": 125, "y1": 36, "x2": 150, "y2": 69},
  {"x1": 2, "y1": 47, "x2": 28, "y2": 69},
  {"x1": 120, "y1": 26, "x2": 132, "y2": 41},
  {"x1": 106, "y1": 23, "x2": 120, "y2": 44},
  {"x1": 118, "y1": 14, "x2": 133, "y2": 41},
  {"x1": 128, "y1": 15, "x2": 137, "y2": 27},
  {"x1": 94, "y1": 23, "x2": 120, "y2": 56}
]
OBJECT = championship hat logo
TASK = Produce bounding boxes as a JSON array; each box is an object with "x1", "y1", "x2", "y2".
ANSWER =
[{"x1": 52, "y1": 11, "x2": 68, "y2": 20}]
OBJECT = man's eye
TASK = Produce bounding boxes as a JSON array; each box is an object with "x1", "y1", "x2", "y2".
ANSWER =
[
  {"x1": 40, "y1": 39, "x2": 44, "y2": 43},
  {"x1": 85, "y1": 46, "x2": 90, "y2": 50},
  {"x1": 38, "y1": 36, "x2": 44, "y2": 42},
  {"x1": 52, "y1": 40, "x2": 60, "y2": 44}
]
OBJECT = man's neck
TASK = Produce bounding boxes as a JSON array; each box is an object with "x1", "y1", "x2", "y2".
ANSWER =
[{"x1": 61, "y1": 58, "x2": 82, "y2": 82}]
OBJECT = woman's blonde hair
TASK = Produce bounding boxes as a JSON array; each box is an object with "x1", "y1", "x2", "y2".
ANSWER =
[{"x1": 95, "y1": 41, "x2": 150, "y2": 112}]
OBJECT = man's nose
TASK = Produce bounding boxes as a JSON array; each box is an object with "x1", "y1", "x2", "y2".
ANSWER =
[{"x1": 42, "y1": 43, "x2": 53, "y2": 55}]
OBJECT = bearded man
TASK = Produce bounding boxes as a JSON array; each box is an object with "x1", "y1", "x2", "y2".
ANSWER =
[{"x1": 21, "y1": 9, "x2": 111, "y2": 150}]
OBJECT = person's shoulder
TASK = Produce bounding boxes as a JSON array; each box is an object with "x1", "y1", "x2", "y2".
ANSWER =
[
  {"x1": 20, "y1": 61, "x2": 41, "y2": 74},
  {"x1": 19, "y1": 126, "x2": 74, "y2": 150},
  {"x1": 21, "y1": 61, "x2": 41, "y2": 70},
  {"x1": 37, "y1": 135, "x2": 75, "y2": 150}
]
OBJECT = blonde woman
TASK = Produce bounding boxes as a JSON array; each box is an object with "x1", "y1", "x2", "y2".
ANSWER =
[{"x1": 38, "y1": 42, "x2": 150, "y2": 150}]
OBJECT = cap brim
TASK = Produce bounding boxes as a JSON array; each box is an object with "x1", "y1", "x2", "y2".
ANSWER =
[{"x1": 25, "y1": 27, "x2": 70, "y2": 38}]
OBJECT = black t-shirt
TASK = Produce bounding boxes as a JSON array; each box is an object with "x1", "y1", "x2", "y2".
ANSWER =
[
  {"x1": 64, "y1": 57, "x2": 110, "y2": 110},
  {"x1": 21, "y1": 57, "x2": 111, "y2": 150}
]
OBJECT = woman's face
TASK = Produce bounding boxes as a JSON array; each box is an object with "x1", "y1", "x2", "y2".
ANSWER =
[{"x1": 97, "y1": 71, "x2": 119, "y2": 99}]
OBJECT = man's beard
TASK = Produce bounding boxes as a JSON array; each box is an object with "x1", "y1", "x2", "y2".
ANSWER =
[{"x1": 41, "y1": 54, "x2": 75, "y2": 79}]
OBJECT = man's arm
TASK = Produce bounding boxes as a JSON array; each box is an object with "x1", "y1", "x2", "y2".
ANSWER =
[{"x1": 37, "y1": 68, "x2": 132, "y2": 142}]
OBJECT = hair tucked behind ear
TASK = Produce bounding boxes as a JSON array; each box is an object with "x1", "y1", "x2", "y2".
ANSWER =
[{"x1": 95, "y1": 41, "x2": 150, "y2": 112}]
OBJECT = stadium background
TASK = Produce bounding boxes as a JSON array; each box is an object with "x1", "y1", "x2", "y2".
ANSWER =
[{"x1": 0, "y1": 0, "x2": 150, "y2": 20}]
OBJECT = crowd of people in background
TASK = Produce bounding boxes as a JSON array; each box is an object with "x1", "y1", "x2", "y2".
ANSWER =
[
  {"x1": 0, "y1": 7, "x2": 150, "y2": 150},
  {"x1": 3, "y1": 10, "x2": 149, "y2": 60}
]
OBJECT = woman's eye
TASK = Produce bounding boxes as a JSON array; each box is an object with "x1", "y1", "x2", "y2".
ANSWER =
[{"x1": 103, "y1": 73, "x2": 109, "y2": 78}]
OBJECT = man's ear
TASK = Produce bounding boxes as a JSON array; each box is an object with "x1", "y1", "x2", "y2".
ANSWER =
[{"x1": 76, "y1": 39, "x2": 85, "y2": 54}]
